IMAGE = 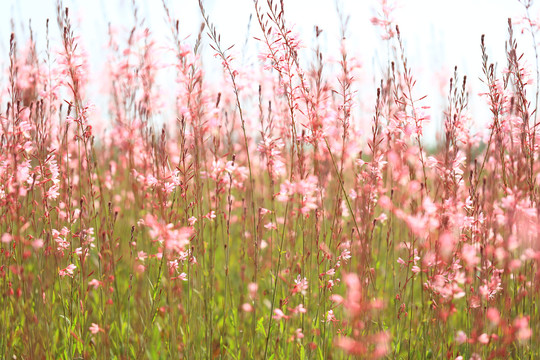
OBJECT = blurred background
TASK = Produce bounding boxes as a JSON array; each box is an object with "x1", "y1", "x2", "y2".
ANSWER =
[{"x1": 0, "y1": 0, "x2": 536, "y2": 142}]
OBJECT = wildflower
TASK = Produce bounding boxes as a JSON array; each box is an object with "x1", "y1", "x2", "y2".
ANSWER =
[
  {"x1": 455, "y1": 331, "x2": 467, "y2": 344},
  {"x1": 326, "y1": 310, "x2": 336, "y2": 322},
  {"x1": 1, "y1": 233, "x2": 12, "y2": 244},
  {"x1": 171, "y1": 273, "x2": 188, "y2": 281},
  {"x1": 89, "y1": 323, "x2": 101, "y2": 334},
  {"x1": 478, "y1": 333, "x2": 489, "y2": 345},
  {"x1": 325, "y1": 268, "x2": 336, "y2": 277},
  {"x1": 462, "y1": 244, "x2": 479, "y2": 267},
  {"x1": 264, "y1": 222, "x2": 276, "y2": 230},
  {"x1": 273, "y1": 308, "x2": 288, "y2": 321},
  {"x1": 169, "y1": 260, "x2": 179, "y2": 272},
  {"x1": 292, "y1": 275, "x2": 308, "y2": 295},
  {"x1": 336, "y1": 337, "x2": 367, "y2": 356},
  {"x1": 137, "y1": 251, "x2": 148, "y2": 262},
  {"x1": 339, "y1": 249, "x2": 351, "y2": 261},
  {"x1": 487, "y1": 308, "x2": 500, "y2": 326},
  {"x1": 204, "y1": 210, "x2": 216, "y2": 221},
  {"x1": 514, "y1": 316, "x2": 531, "y2": 340},
  {"x1": 241, "y1": 303, "x2": 253, "y2": 312},
  {"x1": 330, "y1": 294, "x2": 344, "y2": 304},
  {"x1": 32, "y1": 238, "x2": 44, "y2": 249},
  {"x1": 88, "y1": 279, "x2": 101, "y2": 289},
  {"x1": 248, "y1": 282, "x2": 258, "y2": 299},
  {"x1": 59, "y1": 264, "x2": 77, "y2": 277}
]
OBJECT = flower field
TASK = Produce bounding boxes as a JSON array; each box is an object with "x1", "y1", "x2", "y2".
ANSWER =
[{"x1": 1, "y1": 0, "x2": 540, "y2": 359}]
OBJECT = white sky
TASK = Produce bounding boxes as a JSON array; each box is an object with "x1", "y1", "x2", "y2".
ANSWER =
[{"x1": 0, "y1": 0, "x2": 536, "y2": 140}]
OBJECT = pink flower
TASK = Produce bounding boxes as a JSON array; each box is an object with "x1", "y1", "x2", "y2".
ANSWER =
[
  {"x1": 330, "y1": 294, "x2": 344, "y2": 304},
  {"x1": 273, "y1": 308, "x2": 288, "y2": 321},
  {"x1": 88, "y1": 279, "x2": 101, "y2": 289},
  {"x1": 339, "y1": 249, "x2": 351, "y2": 261},
  {"x1": 248, "y1": 282, "x2": 258, "y2": 299},
  {"x1": 378, "y1": 196, "x2": 392, "y2": 210},
  {"x1": 241, "y1": 303, "x2": 253, "y2": 312},
  {"x1": 264, "y1": 222, "x2": 276, "y2": 230},
  {"x1": 59, "y1": 264, "x2": 77, "y2": 277},
  {"x1": 487, "y1": 308, "x2": 500, "y2": 326},
  {"x1": 455, "y1": 330, "x2": 467, "y2": 344},
  {"x1": 336, "y1": 336, "x2": 366, "y2": 355},
  {"x1": 462, "y1": 244, "x2": 479, "y2": 267},
  {"x1": 204, "y1": 211, "x2": 216, "y2": 221},
  {"x1": 32, "y1": 238, "x2": 44, "y2": 249},
  {"x1": 326, "y1": 310, "x2": 337, "y2": 322},
  {"x1": 292, "y1": 275, "x2": 308, "y2": 295},
  {"x1": 89, "y1": 323, "x2": 101, "y2": 334},
  {"x1": 1, "y1": 233, "x2": 12, "y2": 244},
  {"x1": 137, "y1": 251, "x2": 148, "y2": 262},
  {"x1": 478, "y1": 333, "x2": 489, "y2": 344},
  {"x1": 325, "y1": 268, "x2": 336, "y2": 277},
  {"x1": 163, "y1": 182, "x2": 175, "y2": 194},
  {"x1": 171, "y1": 272, "x2": 188, "y2": 281},
  {"x1": 514, "y1": 316, "x2": 531, "y2": 340}
]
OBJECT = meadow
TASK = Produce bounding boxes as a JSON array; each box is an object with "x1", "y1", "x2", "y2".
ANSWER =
[{"x1": 0, "y1": 0, "x2": 539, "y2": 358}]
